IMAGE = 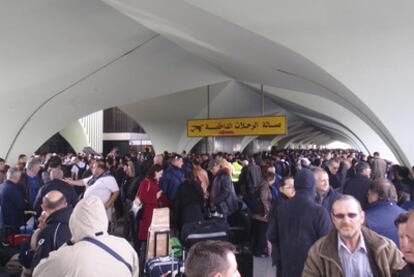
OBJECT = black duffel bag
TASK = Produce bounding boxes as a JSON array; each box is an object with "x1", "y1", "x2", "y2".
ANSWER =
[{"x1": 181, "y1": 218, "x2": 229, "y2": 249}]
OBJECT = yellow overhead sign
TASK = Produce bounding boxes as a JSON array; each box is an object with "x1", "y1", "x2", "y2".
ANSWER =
[{"x1": 187, "y1": 116, "x2": 286, "y2": 137}]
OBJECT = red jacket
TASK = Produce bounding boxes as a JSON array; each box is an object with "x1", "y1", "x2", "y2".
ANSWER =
[{"x1": 138, "y1": 178, "x2": 170, "y2": 240}]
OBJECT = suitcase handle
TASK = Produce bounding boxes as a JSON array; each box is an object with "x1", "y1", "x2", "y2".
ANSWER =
[{"x1": 154, "y1": 231, "x2": 170, "y2": 258}]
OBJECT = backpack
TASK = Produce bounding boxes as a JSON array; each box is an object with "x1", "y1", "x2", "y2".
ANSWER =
[
  {"x1": 246, "y1": 164, "x2": 262, "y2": 194},
  {"x1": 74, "y1": 163, "x2": 87, "y2": 180},
  {"x1": 243, "y1": 185, "x2": 264, "y2": 215}
]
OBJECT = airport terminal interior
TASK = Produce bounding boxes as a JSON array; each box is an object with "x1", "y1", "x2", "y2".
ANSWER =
[{"x1": 1, "y1": 0, "x2": 414, "y2": 276}]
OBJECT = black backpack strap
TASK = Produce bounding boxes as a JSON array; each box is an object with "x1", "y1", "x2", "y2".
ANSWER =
[{"x1": 82, "y1": 237, "x2": 132, "y2": 274}]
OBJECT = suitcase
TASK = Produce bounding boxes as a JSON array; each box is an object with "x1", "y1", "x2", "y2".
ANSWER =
[
  {"x1": 181, "y1": 218, "x2": 229, "y2": 249},
  {"x1": 5, "y1": 234, "x2": 30, "y2": 248},
  {"x1": 235, "y1": 246, "x2": 253, "y2": 277},
  {"x1": 144, "y1": 255, "x2": 182, "y2": 277},
  {"x1": 228, "y1": 208, "x2": 251, "y2": 245}
]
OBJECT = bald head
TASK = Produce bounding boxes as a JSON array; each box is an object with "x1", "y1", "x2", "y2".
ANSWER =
[{"x1": 42, "y1": 190, "x2": 67, "y2": 214}]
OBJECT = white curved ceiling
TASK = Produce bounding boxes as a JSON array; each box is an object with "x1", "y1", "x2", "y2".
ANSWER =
[{"x1": 1, "y1": 0, "x2": 413, "y2": 165}]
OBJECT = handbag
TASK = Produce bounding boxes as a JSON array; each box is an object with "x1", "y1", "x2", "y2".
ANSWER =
[
  {"x1": 131, "y1": 180, "x2": 146, "y2": 220},
  {"x1": 130, "y1": 197, "x2": 143, "y2": 217}
]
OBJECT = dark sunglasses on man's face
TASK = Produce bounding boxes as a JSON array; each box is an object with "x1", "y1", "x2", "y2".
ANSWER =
[{"x1": 332, "y1": 212, "x2": 359, "y2": 220}]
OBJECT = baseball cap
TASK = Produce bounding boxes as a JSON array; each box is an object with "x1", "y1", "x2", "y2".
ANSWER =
[{"x1": 207, "y1": 159, "x2": 220, "y2": 171}]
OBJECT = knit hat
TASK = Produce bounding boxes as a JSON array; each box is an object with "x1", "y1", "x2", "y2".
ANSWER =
[{"x1": 294, "y1": 169, "x2": 316, "y2": 194}]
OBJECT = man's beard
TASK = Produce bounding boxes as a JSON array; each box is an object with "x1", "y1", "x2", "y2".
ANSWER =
[{"x1": 338, "y1": 223, "x2": 359, "y2": 239}]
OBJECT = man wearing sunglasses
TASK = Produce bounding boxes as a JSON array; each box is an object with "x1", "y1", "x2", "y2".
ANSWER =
[{"x1": 303, "y1": 195, "x2": 405, "y2": 277}]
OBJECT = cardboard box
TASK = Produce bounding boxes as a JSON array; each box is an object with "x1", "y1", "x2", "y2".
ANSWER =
[{"x1": 146, "y1": 208, "x2": 170, "y2": 260}]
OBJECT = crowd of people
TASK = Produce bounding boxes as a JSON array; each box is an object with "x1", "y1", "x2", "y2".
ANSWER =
[{"x1": 1, "y1": 147, "x2": 414, "y2": 276}]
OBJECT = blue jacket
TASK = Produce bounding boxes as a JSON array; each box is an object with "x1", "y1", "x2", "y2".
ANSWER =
[
  {"x1": 365, "y1": 200, "x2": 405, "y2": 247},
  {"x1": 0, "y1": 180, "x2": 26, "y2": 232},
  {"x1": 327, "y1": 171, "x2": 341, "y2": 190},
  {"x1": 271, "y1": 175, "x2": 282, "y2": 200},
  {"x1": 315, "y1": 187, "x2": 341, "y2": 213},
  {"x1": 401, "y1": 201, "x2": 414, "y2": 211},
  {"x1": 159, "y1": 165, "x2": 185, "y2": 202},
  {"x1": 18, "y1": 172, "x2": 44, "y2": 210}
]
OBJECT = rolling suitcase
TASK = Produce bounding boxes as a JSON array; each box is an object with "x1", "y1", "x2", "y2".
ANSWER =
[
  {"x1": 181, "y1": 218, "x2": 229, "y2": 249},
  {"x1": 235, "y1": 246, "x2": 253, "y2": 277},
  {"x1": 144, "y1": 255, "x2": 182, "y2": 277},
  {"x1": 228, "y1": 207, "x2": 251, "y2": 245},
  {"x1": 145, "y1": 238, "x2": 185, "y2": 277}
]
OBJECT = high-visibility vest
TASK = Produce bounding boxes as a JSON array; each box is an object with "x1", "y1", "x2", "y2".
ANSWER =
[{"x1": 231, "y1": 161, "x2": 242, "y2": 182}]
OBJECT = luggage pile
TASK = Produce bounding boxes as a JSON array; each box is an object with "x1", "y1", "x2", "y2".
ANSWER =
[
  {"x1": 143, "y1": 208, "x2": 253, "y2": 277},
  {"x1": 144, "y1": 208, "x2": 184, "y2": 277}
]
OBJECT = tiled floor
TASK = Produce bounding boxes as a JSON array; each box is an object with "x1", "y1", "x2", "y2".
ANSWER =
[{"x1": 253, "y1": 256, "x2": 276, "y2": 277}]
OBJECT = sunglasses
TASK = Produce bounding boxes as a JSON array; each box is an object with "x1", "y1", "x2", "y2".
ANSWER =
[
  {"x1": 281, "y1": 185, "x2": 294, "y2": 190},
  {"x1": 332, "y1": 213, "x2": 359, "y2": 220}
]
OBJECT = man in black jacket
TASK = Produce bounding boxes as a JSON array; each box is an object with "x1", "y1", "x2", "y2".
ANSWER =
[
  {"x1": 209, "y1": 160, "x2": 239, "y2": 217},
  {"x1": 326, "y1": 159, "x2": 341, "y2": 190},
  {"x1": 238, "y1": 157, "x2": 262, "y2": 197},
  {"x1": 33, "y1": 168, "x2": 78, "y2": 215},
  {"x1": 342, "y1": 161, "x2": 371, "y2": 210},
  {"x1": 31, "y1": 190, "x2": 72, "y2": 269},
  {"x1": 273, "y1": 169, "x2": 332, "y2": 277},
  {"x1": 267, "y1": 176, "x2": 295, "y2": 276},
  {"x1": 0, "y1": 166, "x2": 26, "y2": 233}
]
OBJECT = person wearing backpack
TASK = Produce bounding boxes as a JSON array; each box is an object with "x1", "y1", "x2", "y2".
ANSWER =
[
  {"x1": 70, "y1": 155, "x2": 88, "y2": 181},
  {"x1": 209, "y1": 160, "x2": 239, "y2": 219},
  {"x1": 70, "y1": 155, "x2": 89, "y2": 198}
]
